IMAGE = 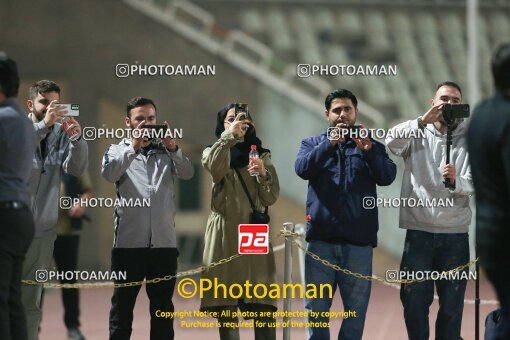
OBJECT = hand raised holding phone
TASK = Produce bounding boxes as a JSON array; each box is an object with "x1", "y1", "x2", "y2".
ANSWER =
[
  {"x1": 58, "y1": 103, "x2": 81, "y2": 141},
  {"x1": 131, "y1": 120, "x2": 146, "y2": 151},
  {"x1": 61, "y1": 117, "x2": 82, "y2": 141},
  {"x1": 43, "y1": 100, "x2": 67, "y2": 127},
  {"x1": 228, "y1": 110, "x2": 250, "y2": 139},
  {"x1": 162, "y1": 121, "x2": 178, "y2": 151}
]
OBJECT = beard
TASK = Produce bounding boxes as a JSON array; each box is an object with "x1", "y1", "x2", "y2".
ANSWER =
[{"x1": 31, "y1": 107, "x2": 46, "y2": 122}]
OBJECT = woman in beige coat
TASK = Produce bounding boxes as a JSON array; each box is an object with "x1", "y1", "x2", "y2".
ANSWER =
[{"x1": 201, "y1": 103, "x2": 280, "y2": 340}]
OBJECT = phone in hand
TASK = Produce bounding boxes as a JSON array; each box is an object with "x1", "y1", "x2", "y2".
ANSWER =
[
  {"x1": 142, "y1": 124, "x2": 168, "y2": 132},
  {"x1": 234, "y1": 103, "x2": 249, "y2": 119},
  {"x1": 141, "y1": 124, "x2": 169, "y2": 139},
  {"x1": 59, "y1": 104, "x2": 80, "y2": 117}
]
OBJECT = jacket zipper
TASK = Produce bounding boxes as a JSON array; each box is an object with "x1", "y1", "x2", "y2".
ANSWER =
[
  {"x1": 340, "y1": 144, "x2": 347, "y2": 193},
  {"x1": 142, "y1": 153, "x2": 152, "y2": 247}
]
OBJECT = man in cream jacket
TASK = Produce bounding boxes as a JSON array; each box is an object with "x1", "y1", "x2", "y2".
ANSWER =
[{"x1": 386, "y1": 81, "x2": 473, "y2": 340}]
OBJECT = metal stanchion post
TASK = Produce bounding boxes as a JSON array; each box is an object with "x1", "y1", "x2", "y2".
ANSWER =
[
  {"x1": 283, "y1": 222, "x2": 294, "y2": 340},
  {"x1": 295, "y1": 223, "x2": 307, "y2": 326}
]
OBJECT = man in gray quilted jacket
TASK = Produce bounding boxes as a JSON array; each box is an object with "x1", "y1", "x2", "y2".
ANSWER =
[
  {"x1": 23, "y1": 80, "x2": 88, "y2": 340},
  {"x1": 102, "y1": 97, "x2": 194, "y2": 340}
]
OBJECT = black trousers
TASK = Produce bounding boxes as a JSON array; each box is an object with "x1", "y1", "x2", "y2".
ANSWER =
[
  {"x1": 109, "y1": 248, "x2": 178, "y2": 340},
  {"x1": 53, "y1": 234, "x2": 81, "y2": 329},
  {"x1": 0, "y1": 205, "x2": 35, "y2": 340}
]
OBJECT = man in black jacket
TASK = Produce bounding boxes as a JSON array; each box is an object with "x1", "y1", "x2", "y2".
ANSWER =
[{"x1": 467, "y1": 43, "x2": 510, "y2": 339}]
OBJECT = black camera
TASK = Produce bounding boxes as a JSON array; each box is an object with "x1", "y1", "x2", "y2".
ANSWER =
[{"x1": 442, "y1": 104, "x2": 470, "y2": 123}]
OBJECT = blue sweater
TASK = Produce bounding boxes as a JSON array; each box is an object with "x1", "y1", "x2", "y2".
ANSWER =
[{"x1": 295, "y1": 132, "x2": 396, "y2": 247}]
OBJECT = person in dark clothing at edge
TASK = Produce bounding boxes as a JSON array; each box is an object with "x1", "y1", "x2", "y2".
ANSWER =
[
  {"x1": 0, "y1": 52, "x2": 37, "y2": 340},
  {"x1": 468, "y1": 42, "x2": 510, "y2": 340},
  {"x1": 295, "y1": 89, "x2": 396, "y2": 340},
  {"x1": 54, "y1": 172, "x2": 92, "y2": 340}
]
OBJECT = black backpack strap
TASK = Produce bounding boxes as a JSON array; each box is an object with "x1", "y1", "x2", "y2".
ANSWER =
[
  {"x1": 234, "y1": 167, "x2": 256, "y2": 210},
  {"x1": 233, "y1": 168, "x2": 268, "y2": 214}
]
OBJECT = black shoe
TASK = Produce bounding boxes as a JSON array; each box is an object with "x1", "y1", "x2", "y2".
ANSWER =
[{"x1": 67, "y1": 327, "x2": 85, "y2": 340}]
